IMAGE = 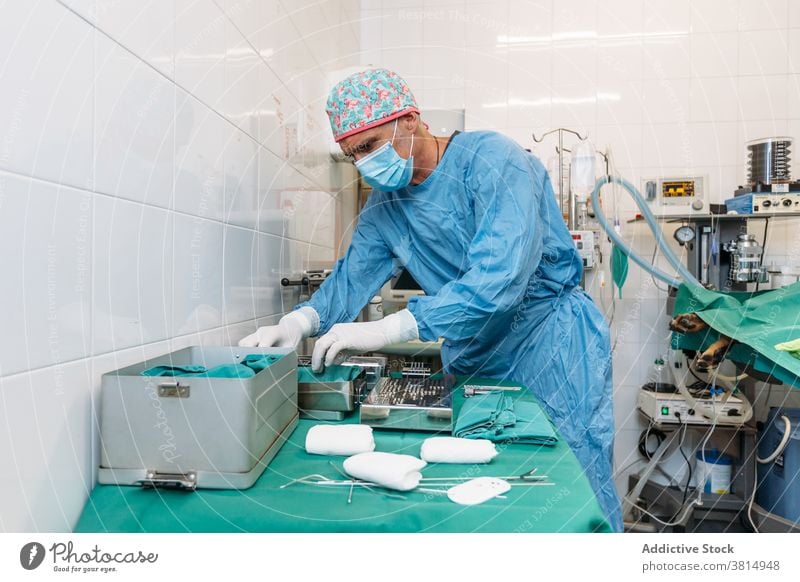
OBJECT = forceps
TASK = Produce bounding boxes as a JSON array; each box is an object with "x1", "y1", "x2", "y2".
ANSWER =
[{"x1": 280, "y1": 466, "x2": 553, "y2": 501}]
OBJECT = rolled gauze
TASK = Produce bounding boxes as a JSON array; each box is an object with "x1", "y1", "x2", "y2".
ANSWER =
[
  {"x1": 305, "y1": 424, "x2": 375, "y2": 456},
  {"x1": 343, "y1": 452, "x2": 426, "y2": 491},
  {"x1": 420, "y1": 436, "x2": 498, "y2": 464}
]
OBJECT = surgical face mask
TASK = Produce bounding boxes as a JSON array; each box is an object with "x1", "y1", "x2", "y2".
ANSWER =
[{"x1": 354, "y1": 120, "x2": 414, "y2": 191}]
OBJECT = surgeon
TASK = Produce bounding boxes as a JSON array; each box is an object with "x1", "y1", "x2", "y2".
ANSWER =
[{"x1": 240, "y1": 68, "x2": 622, "y2": 531}]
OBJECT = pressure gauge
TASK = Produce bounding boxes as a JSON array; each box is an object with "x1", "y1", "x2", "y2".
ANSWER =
[{"x1": 674, "y1": 225, "x2": 695, "y2": 245}]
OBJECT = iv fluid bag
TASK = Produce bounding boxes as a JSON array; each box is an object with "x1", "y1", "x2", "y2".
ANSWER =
[{"x1": 570, "y1": 140, "x2": 596, "y2": 198}]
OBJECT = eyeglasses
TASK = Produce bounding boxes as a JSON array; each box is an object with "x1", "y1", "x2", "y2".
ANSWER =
[{"x1": 342, "y1": 137, "x2": 382, "y2": 163}]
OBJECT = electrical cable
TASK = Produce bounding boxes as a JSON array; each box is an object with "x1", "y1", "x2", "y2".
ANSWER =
[
  {"x1": 625, "y1": 421, "x2": 701, "y2": 530},
  {"x1": 711, "y1": 370, "x2": 750, "y2": 383},
  {"x1": 672, "y1": 416, "x2": 693, "y2": 521},
  {"x1": 755, "y1": 218, "x2": 769, "y2": 293},
  {"x1": 666, "y1": 422, "x2": 687, "y2": 525},
  {"x1": 672, "y1": 352, "x2": 753, "y2": 425},
  {"x1": 623, "y1": 428, "x2": 683, "y2": 522},
  {"x1": 757, "y1": 415, "x2": 792, "y2": 465},
  {"x1": 651, "y1": 235, "x2": 669, "y2": 293},
  {"x1": 616, "y1": 456, "x2": 681, "y2": 489},
  {"x1": 747, "y1": 455, "x2": 761, "y2": 532},
  {"x1": 696, "y1": 366, "x2": 723, "y2": 510},
  {"x1": 746, "y1": 392, "x2": 791, "y2": 532},
  {"x1": 626, "y1": 494, "x2": 700, "y2": 528},
  {"x1": 687, "y1": 356, "x2": 708, "y2": 385},
  {"x1": 638, "y1": 425, "x2": 666, "y2": 460}
]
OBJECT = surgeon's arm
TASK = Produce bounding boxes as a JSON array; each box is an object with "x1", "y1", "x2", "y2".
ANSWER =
[
  {"x1": 406, "y1": 137, "x2": 546, "y2": 342},
  {"x1": 297, "y1": 196, "x2": 396, "y2": 335}
]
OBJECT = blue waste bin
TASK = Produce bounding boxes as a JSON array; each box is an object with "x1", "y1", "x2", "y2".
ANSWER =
[{"x1": 757, "y1": 407, "x2": 800, "y2": 524}]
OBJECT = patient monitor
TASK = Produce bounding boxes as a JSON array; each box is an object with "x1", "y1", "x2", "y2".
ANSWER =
[{"x1": 381, "y1": 269, "x2": 424, "y2": 310}]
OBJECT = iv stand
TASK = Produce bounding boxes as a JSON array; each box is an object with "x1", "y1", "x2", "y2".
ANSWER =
[{"x1": 532, "y1": 128, "x2": 587, "y2": 230}]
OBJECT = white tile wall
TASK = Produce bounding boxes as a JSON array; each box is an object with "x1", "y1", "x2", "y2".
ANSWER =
[
  {"x1": 0, "y1": 2, "x2": 93, "y2": 190},
  {"x1": 174, "y1": 91, "x2": 226, "y2": 217},
  {"x1": 5, "y1": 0, "x2": 800, "y2": 533},
  {"x1": 171, "y1": 213, "x2": 224, "y2": 335},
  {"x1": 92, "y1": 195, "x2": 173, "y2": 353},
  {"x1": 94, "y1": 34, "x2": 176, "y2": 208},
  {"x1": 94, "y1": 0, "x2": 175, "y2": 76},
  {"x1": 361, "y1": 0, "x2": 800, "y2": 511},
  {"x1": 738, "y1": 0, "x2": 788, "y2": 32},
  {"x1": 643, "y1": 0, "x2": 690, "y2": 35},
  {"x1": 175, "y1": 0, "x2": 227, "y2": 109},
  {"x1": 362, "y1": 0, "x2": 800, "y2": 202},
  {"x1": 0, "y1": 360, "x2": 94, "y2": 532},
  {"x1": 0, "y1": 174, "x2": 92, "y2": 376},
  {"x1": 690, "y1": 32, "x2": 738, "y2": 77},
  {"x1": 739, "y1": 30, "x2": 789, "y2": 77},
  {"x1": 598, "y1": 0, "x2": 640, "y2": 36},
  {"x1": 0, "y1": 0, "x2": 356, "y2": 532},
  {"x1": 690, "y1": 0, "x2": 739, "y2": 34},
  {"x1": 643, "y1": 35, "x2": 691, "y2": 80}
]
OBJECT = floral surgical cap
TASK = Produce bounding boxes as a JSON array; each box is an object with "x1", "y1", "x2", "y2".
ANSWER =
[{"x1": 326, "y1": 68, "x2": 419, "y2": 142}]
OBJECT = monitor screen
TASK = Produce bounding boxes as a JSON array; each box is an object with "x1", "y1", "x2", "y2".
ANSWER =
[{"x1": 391, "y1": 269, "x2": 422, "y2": 291}]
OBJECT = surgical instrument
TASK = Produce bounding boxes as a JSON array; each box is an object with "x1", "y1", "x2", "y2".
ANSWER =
[
  {"x1": 328, "y1": 460, "x2": 405, "y2": 503},
  {"x1": 462, "y1": 384, "x2": 522, "y2": 397},
  {"x1": 280, "y1": 467, "x2": 554, "y2": 494}
]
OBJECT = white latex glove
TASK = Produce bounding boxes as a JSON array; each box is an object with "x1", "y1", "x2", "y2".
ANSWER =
[
  {"x1": 238, "y1": 306, "x2": 319, "y2": 348},
  {"x1": 311, "y1": 309, "x2": 419, "y2": 372}
]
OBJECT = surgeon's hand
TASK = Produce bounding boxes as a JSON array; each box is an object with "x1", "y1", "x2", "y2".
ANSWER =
[
  {"x1": 311, "y1": 309, "x2": 419, "y2": 372},
  {"x1": 238, "y1": 306, "x2": 319, "y2": 348}
]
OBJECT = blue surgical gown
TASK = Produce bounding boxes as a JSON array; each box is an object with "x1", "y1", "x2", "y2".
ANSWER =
[{"x1": 302, "y1": 131, "x2": 622, "y2": 531}]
